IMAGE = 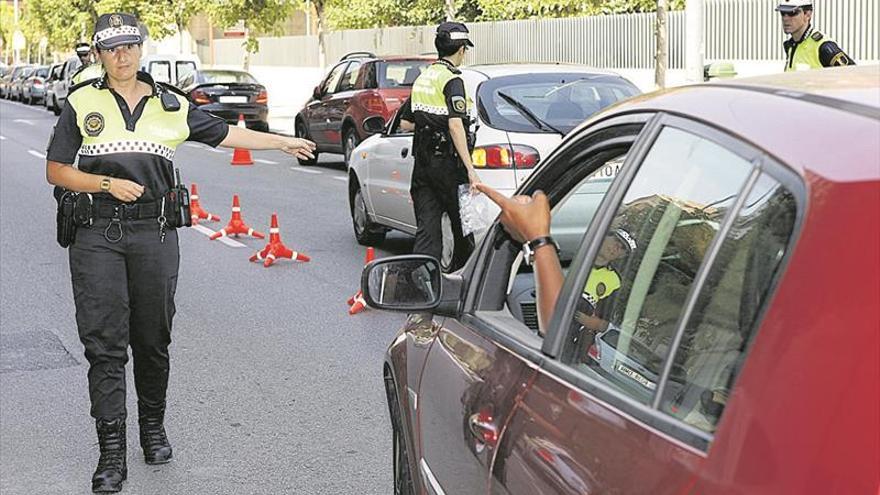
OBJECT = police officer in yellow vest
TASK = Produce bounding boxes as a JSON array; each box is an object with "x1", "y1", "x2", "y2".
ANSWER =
[
  {"x1": 45, "y1": 13, "x2": 315, "y2": 493},
  {"x1": 576, "y1": 229, "x2": 637, "y2": 334},
  {"x1": 777, "y1": 0, "x2": 854, "y2": 71},
  {"x1": 407, "y1": 22, "x2": 481, "y2": 271},
  {"x1": 71, "y1": 42, "x2": 104, "y2": 85}
]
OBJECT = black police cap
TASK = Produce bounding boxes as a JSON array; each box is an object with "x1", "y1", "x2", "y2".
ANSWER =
[
  {"x1": 436, "y1": 21, "x2": 474, "y2": 47},
  {"x1": 93, "y1": 13, "x2": 143, "y2": 50}
]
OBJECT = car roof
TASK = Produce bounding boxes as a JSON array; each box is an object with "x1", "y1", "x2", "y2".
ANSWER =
[
  {"x1": 586, "y1": 65, "x2": 880, "y2": 182},
  {"x1": 464, "y1": 63, "x2": 623, "y2": 79}
]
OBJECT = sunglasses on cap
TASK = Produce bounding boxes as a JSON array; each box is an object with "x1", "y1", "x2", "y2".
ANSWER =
[{"x1": 779, "y1": 8, "x2": 802, "y2": 17}]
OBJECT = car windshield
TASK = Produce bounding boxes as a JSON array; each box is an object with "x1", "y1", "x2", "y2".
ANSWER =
[
  {"x1": 478, "y1": 73, "x2": 640, "y2": 134},
  {"x1": 199, "y1": 71, "x2": 257, "y2": 84},
  {"x1": 377, "y1": 60, "x2": 430, "y2": 88}
]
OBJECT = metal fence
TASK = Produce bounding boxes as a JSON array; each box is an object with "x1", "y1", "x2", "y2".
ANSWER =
[{"x1": 206, "y1": 0, "x2": 878, "y2": 69}]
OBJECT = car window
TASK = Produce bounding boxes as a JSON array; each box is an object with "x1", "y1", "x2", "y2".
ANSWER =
[
  {"x1": 321, "y1": 63, "x2": 348, "y2": 95},
  {"x1": 560, "y1": 127, "x2": 754, "y2": 405},
  {"x1": 657, "y1": 173, "x2": 796, "y2": 433},
  {"x1": 199, "y1": 71, "x2": 257, "y2": 84},
  {"x1": 36, "y1": 67, "x2": 49, "y2": 78},
  {"x1": 176, "y1": 61, "x2": 197, "y2": 84},
  {"x1": 149, "y1": 61, "x2": 172, "y2": 84},
  {"x1": 377, "y1": 60, "x2": 429, "y2": 88},
  {"x1": 337, "y1": 61, "x2": 361, "y2": 92}
]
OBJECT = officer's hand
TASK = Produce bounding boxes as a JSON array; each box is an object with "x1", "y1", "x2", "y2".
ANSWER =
[
  {"x1": 575, "y1": 311, "x2": 607, "y2": 331},
  {"x1": 476, "y1": 183, "x2": 550, "y2": 243},
  {"x1": 468, "y1": 170, "x2": 482, "y2": 193},
  {"x1": 280, "y1": 137, "x2": 317, "y2": 160},
  {"x1": 109, "y1": 179, "x2": 145, "y2": 203}
]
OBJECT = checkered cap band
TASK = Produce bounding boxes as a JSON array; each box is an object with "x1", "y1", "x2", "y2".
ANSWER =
[{"x1": 94, "y1": 26, "x2": 141, "y2": 44}]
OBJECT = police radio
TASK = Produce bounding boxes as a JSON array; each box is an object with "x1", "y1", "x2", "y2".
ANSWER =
[{"x1": 173, "y1": 169, "x2": 191, "y2": 228}]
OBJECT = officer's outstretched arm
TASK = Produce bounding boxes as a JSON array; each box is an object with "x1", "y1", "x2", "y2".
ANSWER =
[
  {"x1": 46, "y1": 161, "x2": 144, "y2": 202},
  {"x1": 220, "y1": 125, "x2": 316, "y2": 160}
]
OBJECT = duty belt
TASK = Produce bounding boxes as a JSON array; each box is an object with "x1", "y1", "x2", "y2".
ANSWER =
[{"x1": 94, "y1": 200, "x2": 161, "y2": 220}]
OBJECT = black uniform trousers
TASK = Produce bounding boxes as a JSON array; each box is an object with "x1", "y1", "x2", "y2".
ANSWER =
[
  {"x1": 411, "y1": 153, "x2": 474, "y2": 271},
  {"x1": 68, "y1": 217, "x2": 179, "y2": 420}
]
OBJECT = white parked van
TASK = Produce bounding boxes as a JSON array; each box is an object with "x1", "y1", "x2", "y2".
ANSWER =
[{"x1": 140, "y1": 54, "x2": 201, "y2": 88}]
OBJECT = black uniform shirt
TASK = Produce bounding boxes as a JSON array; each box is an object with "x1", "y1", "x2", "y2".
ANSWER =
[{"x1": 47, "y1": 72, "x2": 229, "y2": 203}]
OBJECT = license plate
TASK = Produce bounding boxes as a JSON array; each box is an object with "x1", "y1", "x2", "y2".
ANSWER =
[
  {"x1": 219, "y1": 96, "x2": 248, "y2": 103},
  {"x1": 587, "y1": 156, "x2": 624, "y2": 182},
  {"x1": 615, "y1": 360, "x2": 656, "y2": 390}
]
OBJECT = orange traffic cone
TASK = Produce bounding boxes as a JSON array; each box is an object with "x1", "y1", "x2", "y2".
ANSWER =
[
  {"x1": 249, "y1": 213, "x2": 310, "y2": 267},
  {"x1": 209, "y1": 195, "x2": 265, "y2": 240},
  {"x1": 189, "y1": 183, "x2": 221, "y2": 225},
  {"x1": 230, "y1": 114, "x2": 254, "y2": 166},
  {"x1": 347, "y1": 247, "x2": 376, "y2": 315}
]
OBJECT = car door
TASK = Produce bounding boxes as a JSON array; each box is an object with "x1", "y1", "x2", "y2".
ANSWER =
[
  {"x1": 492, "y1": 115, "x2": 801, "y2": 494},
  {"x1": 309, "y1": 62, "x2": 348, "y2": 146},
  {"x1": 366, "y1": 110, "x2": 417, "y2": 232},
  {"x1": 325, "y1": 61, "x2": 361, "y2": 150}
]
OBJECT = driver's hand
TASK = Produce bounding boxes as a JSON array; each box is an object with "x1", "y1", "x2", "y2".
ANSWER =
[{"x1": 476, "y1": 183, "x2": 550, "y2": 243}]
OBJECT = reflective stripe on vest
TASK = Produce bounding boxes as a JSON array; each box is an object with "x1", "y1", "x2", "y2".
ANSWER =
[
  {"x1": 786, "y1": 29, "x2": 834, "y2": 71},
  {"x1": 583, "y1": 266, "x2": 621, "y2": 306},
  {"x1": 411, "y1": 63, "x2": 464, "y2": 116},
  {"x1": 67, "y1": 85, "x2": 189, "y2": 159}
]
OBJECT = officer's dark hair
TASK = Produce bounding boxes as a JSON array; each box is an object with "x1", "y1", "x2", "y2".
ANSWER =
[{"x1": 435, "y1": 33, "x2": 467, "y2": 58}]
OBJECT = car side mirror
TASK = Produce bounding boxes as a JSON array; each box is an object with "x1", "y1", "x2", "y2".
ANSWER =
[
  {"x1": 363, "y1": 116, "x2": 386, "y2": 135},
  {"x1": 361, "y1": 255, "x2": 465, "y2": 316},
  {"x1": 313, "y1": 85, "x2": 323, "y2": 100}
]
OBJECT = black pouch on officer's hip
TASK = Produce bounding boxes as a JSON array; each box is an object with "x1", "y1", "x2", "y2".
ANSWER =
[
  {"x1": 162, "y1": 168, "x2": 191, "y2": 228},
  {"x1": 55, "y1": 187, "x2": 92, "y2": 248}
]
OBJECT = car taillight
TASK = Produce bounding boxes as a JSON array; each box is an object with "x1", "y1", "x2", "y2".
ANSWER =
[
  {"x1": 256, "y1": 89, "x2": 268, "y2": 104},
  {"x1": 587, "y1": 343, "x2": 600, "y2": 361},
  {"x1": 34, "y1": 80, "x2": 43, "y2": 87},
  {"x1": 471, "y1": 144, "x2": 540, "y2": 169},
  {"x1": 361, "y1": 91, "x2": 387, "y2": 114},
  {"x1": 192, "y1": 89, "x2": 210, "y2": 105}
]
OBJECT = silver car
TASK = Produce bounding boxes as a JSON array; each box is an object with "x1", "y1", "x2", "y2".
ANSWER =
[{"x1": 347, "y1": 63, "x2": 640, "y2": 267}]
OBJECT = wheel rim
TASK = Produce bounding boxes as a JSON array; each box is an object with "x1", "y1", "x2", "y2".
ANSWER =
[
  {"x1": 441, "y1": 214, "x2": 453, "y2": 271},
  {"x1": 353, "y1": 189, "x2": 368, "y2": 236}
]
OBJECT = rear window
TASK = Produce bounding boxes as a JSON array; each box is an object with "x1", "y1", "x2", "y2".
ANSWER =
[
  {"x1": 377, "y1": 60, "x2": 430, "y2": 88},
  {"x1": 36, "y1": 68, "x2": 49, "y2": 78},
  {"x1": 478, "y1": 73, "x2": 640, "y2": 134},
  {"x1": 198, "y1": 71, "x2": 257, "y2": 84},
  {"x1": 176, "y1": 61, "x2": 197, "y2": 83}
]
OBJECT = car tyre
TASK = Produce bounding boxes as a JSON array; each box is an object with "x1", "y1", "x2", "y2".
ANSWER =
[
  {"x1": 343, "y1": 127, "x2": 359, "y2": 168},
  {"x1": 352, "y1": 185, "x2": 387, "y2": 246},
  {"x1": 385, "y1": 373, "x2": 415, "y2": 495},
  {"x1": 295, "y1": 120, "x2": 319, "y2": 166}
]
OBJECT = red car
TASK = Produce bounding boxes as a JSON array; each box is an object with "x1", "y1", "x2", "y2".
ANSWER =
[
  {"x1": 294, "y1": 52, "x2": 433, "y2": 166},
  {"x1": 363, "y1": 65, "x2": 879, "y2": 494}
]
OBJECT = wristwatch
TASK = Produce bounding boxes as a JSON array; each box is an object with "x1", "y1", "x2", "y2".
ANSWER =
[
  {"x1": 100, "y1": 178, "x2": 111, "y2": 192},
  {"x1": 522, "y1": 236, "x2": 559, "y2": 266}
]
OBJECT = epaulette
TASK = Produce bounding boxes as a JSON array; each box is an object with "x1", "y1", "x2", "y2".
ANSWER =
[
  {"x1": 68, "y1": 78, "x2": 101, "y2": 95},
  {"x1": 811, "y1": 31, "x2": 824, "y2": 41},
  {"x1": 157, "y1": 82, "x2": 188, "y2": 98}
]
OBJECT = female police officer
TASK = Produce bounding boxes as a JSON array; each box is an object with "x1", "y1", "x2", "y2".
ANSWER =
[{"x1": 45, "y1": 13, "x2": 315, "y2": 493}]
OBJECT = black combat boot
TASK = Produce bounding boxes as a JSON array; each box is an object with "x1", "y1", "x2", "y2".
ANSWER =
[
  {"x1": 138, "y1": 408, "x2": 173, "y2": 465},
  {"x1": 92, "y1": 418, "x2": 127, "y2": 493}
]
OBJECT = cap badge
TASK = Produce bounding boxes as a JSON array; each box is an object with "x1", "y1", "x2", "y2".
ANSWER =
[
  {"x1": 109, "y1": 15, "x2": 123, "y2": 28},
  {"x1": 84, "y1": 112, "x2": 105, "y2": 137}
]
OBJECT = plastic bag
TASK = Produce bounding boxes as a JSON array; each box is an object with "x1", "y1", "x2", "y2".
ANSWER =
[{"x1": 458, "y1": 184, "x2": 495, "y2": 238}]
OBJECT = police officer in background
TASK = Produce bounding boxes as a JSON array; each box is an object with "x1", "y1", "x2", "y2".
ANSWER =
[
  {"x1": 72, "y1": 42, "x2": 104, "y2": 84},
  {"x1": 777, "y1": 0, "x2": 854, "y2": 71},
  {"x1": 405, "y1": 22, "x2": 481, "y2": 271},
  {"x1": 45, "y1": 13, "x2": 315, "y2": 493}
]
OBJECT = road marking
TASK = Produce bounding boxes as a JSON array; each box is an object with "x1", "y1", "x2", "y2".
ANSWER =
[
  {"x1": 331, "y1": 176, "x2": 347, "y2": 182},
  {"x1": 208, "y1": 148, "x2": 228, "y2": 154},
  {"x1": 289, "y1": 167, "x2": 321, "y2": 174},
  {"x1": 14, "y1": 119, "x2": 35, "y2": 126},
  {"x1": 184, "y1": 143, "x2": 203, "y2": 149},
  {"x1": 254, "y1": 159, "x2": 278, "y2": 165},
  {"x1": 191, "y1": 224, "x2": 246, "y2": 248},
  {"x1": 28, "y1": 150, "x2": 46, "y2": 159}
]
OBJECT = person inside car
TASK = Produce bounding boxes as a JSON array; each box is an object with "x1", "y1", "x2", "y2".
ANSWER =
[{"x1": 575, "y1": 228, "x2": 637, "y2": 335}]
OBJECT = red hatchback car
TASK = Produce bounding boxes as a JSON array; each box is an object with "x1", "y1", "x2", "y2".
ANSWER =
[
  {"x1": 295, "y1": 52, "x2": 433, "y2": 166},
  {"x1": 363, "y1": 66, "x2": 880, "y2": 494}
]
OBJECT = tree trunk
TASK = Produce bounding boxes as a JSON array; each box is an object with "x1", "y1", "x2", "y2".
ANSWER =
[
  {"x1": 655, "y1": 0, "x2": 668, "y2": 89},
  {"x1": 444, "y1": 0, "x2": 456, "y2": 20},
  {"x1": 316, "y1": 1, "x2": 327, "y2": 69}
]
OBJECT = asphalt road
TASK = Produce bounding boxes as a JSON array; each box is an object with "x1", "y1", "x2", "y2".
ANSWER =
[{"x1": 0, "y1": 98, "x2": 415, "y2": 494}]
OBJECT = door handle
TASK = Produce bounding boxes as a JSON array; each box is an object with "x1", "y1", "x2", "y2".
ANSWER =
[
  {"x1": 401, "y1": 147, "x2": 409, "y2": 158},
  {"x1": 468, "y1": 412, "x2": 498, "y2": 446}
]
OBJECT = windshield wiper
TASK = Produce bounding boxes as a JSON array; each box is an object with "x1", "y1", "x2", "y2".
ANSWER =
[{"x1": 497, "y1": 91, "x2": 564, "y2": 136}]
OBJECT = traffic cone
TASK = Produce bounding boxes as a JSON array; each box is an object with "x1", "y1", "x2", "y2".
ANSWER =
[
  {"x1": 230, "y1": 114, "x2": 254, "y2": 166},
  {"x1": 249, "y1": 213, "x2": 310, "y2": 267},
  {"x1": 209, "y1": 195, "x2": 265, "y2": 240},
  {"x1": 189, "y1": 183, "x2": 221, "y2": 225},
  {"x1": 347, "y1": 247, "x2": 376, "y2": 315}
]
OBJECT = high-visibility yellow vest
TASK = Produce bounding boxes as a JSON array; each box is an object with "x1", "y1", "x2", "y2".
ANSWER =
[
  {"x1": 411, "y1": 62, "x2": 469, "y2": 116},
  {"x1": 72, "y1": 63, "x2": 105, "y2": 84},
  {"x1": 583, "y1": 266, "x2": 622, "y2": 307},
  {"x1": 785, "y1": 29, "x2": 836, "y2": 72}
]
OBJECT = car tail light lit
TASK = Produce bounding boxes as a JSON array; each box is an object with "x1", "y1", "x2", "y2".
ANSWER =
[
  {"x1": 34, "y1": 80, "x2": 43, "y2": 87},
  {"x1": 256, "y1": 89, "x2": 268, "y2": 104},
  {"x1": 471, "y1": 144, "x2": 540, "y2": 169},
  {"x1": 362, "y1": 91, "x2": 387, "y2": 114},
  {"x1": 192, "y1": 89, "x2": 210, "y2": 105},
  {"x1": 587, "y1": 343, "x2": 600, "y2": 361}
]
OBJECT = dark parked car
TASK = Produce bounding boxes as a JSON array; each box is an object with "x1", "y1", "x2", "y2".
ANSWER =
[
  {"x1": 4, "y1": 65, "x2": 33, "y2": 100},
  {"x1": 21, "y1": 65, "x2": 50, "y2": 105},
  {"x1": 295, "y1": 52, "x2": 432, "y2": 166},
  {"x1": 364, "y1": 65, "x2": 879, "y2": 494},
  {"x1": 178, "y1": 69, "x2": 269, "y2": 132}
]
